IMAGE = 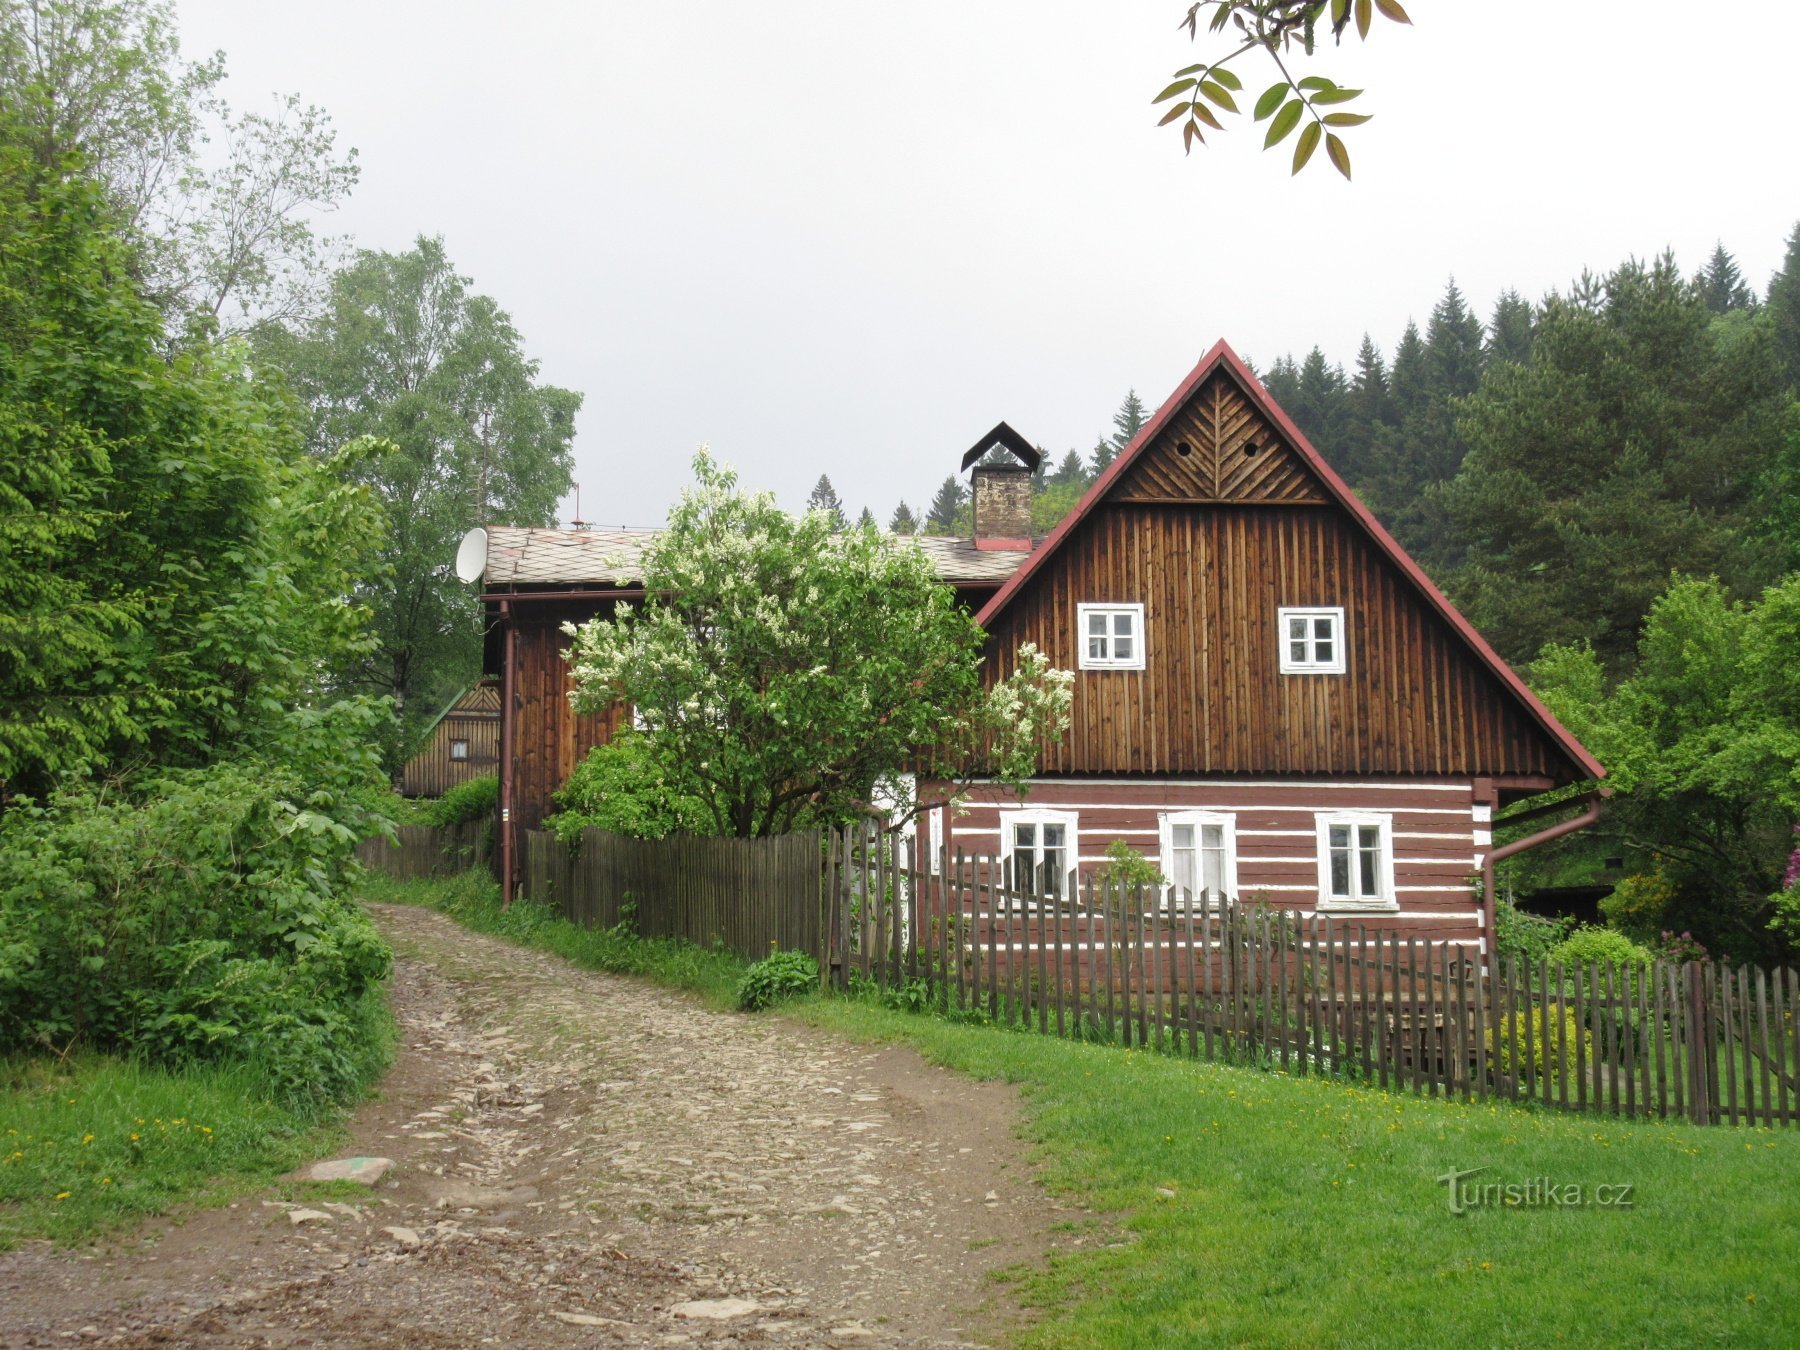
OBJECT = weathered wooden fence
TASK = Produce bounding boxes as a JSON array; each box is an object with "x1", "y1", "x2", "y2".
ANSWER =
[
  {"x1": 521, "y1": 827, "x2": 824, "y2": 960},
  {"x1": 356, "y1": 820, "x2": 492, "y2": 879},
  {"x1": 827, "y1": 826, "x2": 1800, "y2": 1128}
]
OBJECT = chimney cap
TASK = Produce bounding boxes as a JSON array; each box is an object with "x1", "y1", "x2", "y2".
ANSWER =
[{"x1": 959, "y1": 420, "x2": 1041, "y2": 473}]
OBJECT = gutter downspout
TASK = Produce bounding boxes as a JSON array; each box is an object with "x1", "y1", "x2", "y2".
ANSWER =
[
  {"x1": 1480, "y1": 789, "x2": 1607, "y2": 953},
  {"x1": 499, "y1": 601, "x2": 516, "y2": 909}
]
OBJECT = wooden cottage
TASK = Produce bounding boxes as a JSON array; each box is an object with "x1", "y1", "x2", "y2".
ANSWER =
[
  {"x1": 400, "y1": 680, "x2": 502, "y2": 796},
  {"x1": 470, "y1": 520, "x2": 1028, "y2": 897},
  {"x1": 469, "y1": 340, "x2": 1603, "y2": 952}
]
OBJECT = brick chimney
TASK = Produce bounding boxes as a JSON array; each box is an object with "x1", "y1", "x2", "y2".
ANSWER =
[{"x1": 972, "y1": 464, "x2": 1033, "y2": 550}]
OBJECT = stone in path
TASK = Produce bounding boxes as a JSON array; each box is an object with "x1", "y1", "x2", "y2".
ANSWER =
[{"x1": 304, "y1": 1156, "x2": 395, "y2": 1185}]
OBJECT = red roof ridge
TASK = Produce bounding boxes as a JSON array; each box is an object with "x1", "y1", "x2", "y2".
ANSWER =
[{"x1": 973, "y1": 339, "x2": 1604, "y2": 783}]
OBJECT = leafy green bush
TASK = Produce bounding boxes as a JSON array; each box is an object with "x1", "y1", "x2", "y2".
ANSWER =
[
  {"x1": 1095, "y1": 840, "x2": 1165, "y2": 893},
  {"x1": 1493, "y1": 901, "x2": 1575, "y2": 967},
  {"x1": 0, "y1": 707, "x2": 394, "y2": 1111},
  {"x1": 1489, "y1": 1004, "x2": 1591, "y2": 1081},
  {"x1": 422, "y1": 774, "x2": 498, "y2": 828},
  {"x1": 545, "y1": 728, "x2": 709, "y2": 843},
  {"x1": 1547, "y1": 925, "x2": 1654, "y2": 971},
  {"x1": 735, "y1": 950, "x2": 820, "y2": 1011}
]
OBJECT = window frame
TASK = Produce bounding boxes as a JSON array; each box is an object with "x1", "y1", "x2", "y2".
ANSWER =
[
  {"x1": 448, "y1": 738, "x2": 470, "y2": 762},
  {"x1": 1278, "y1": 605, "x2": 1347, "y2": 675},
  {"x1": 998, "y1": 808, "x2": 1080, "y2": 900},
  {"x1": 1314, "y1": 810, "x2": 1398, "y2": 912},
  {"x1": 1076, "y1": 602, "x2": 1146, "y2": 671},
  {"x1": 1158, "y1": 810, "x2": 1237, "y2": 910}
]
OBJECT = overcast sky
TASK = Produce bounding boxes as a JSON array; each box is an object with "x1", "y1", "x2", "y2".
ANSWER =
[{"x1": 180, "y1": 1, "x2": 1800, "y2": 529}]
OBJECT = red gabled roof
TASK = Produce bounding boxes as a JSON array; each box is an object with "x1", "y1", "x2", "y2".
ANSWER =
[{"x1": 974, "y1": 339, "x2": 1605, "y2": 783}]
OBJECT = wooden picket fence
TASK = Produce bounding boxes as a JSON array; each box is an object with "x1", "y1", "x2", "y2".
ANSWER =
[
  {"x1": 356, "y1": 820, "x2": 492, "y2": 879},
  {"x1": 520, "y1": 827, "x2": 824, "y2": 959},
  {"x1": 826, "y1": 826, "x2": 1800, "y2": 1128}
]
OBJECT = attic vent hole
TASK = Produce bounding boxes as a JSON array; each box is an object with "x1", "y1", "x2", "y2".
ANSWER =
[
  {"x1": 1175, "y1": 441, "x2": 1192, "y2": 457},
  {"x1": 1243, "y1": 440, "x2": 1261, "y2": 457}
]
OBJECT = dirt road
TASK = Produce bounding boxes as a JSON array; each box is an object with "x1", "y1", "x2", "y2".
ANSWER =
[{"x1": 0, "y1": 904, "x2": 1078, "y2": 1347}]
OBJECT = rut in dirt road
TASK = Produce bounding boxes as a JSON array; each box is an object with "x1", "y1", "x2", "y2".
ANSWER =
[{"x1": 1, "y1": 902, "x2": 1094, "y2": 1347}]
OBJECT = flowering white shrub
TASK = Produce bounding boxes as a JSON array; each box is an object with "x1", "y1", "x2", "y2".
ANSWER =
[{"x1": 564, "y1": 450, "x2": 1071, "y2": 835}]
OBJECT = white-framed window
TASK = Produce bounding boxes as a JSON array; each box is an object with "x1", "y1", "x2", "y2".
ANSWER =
[
  {"x1": 1158, "y1": 811, "x2": 1237, "y2": 909},
  {"x1": 1315, "y1": 811, "x2": 1397, "y2": 911},
  {"x1": 449, "y1": 738, "x2": 470, "y2": 761},
  {"x1": 1077, "y1": 603, "x2": 1145, "y2": 671},
  {"x1": 999, "y1": 809, "x2": 1079, "y2": 899},
  {"x1": 1279, "y1": 606, "x2": 1346, "y2": 674}
]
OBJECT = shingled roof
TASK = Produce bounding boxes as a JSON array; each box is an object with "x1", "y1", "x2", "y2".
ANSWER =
[{"x1": 480, "y1": 526, "x2": 1030, "y2": 589}]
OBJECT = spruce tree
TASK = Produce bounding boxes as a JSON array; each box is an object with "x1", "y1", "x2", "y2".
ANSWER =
[
  {"x1": 1766, "y1": 221, "x2": 1800, "y2": 388},
  {"x1": 1260, "y1": 354, "x2": 1302, "y2": 409},
  {"x1": 806, "y1": 474, "x2": 846, "y2": 529},
  {"x1": 1696, "y1": 241, "x2": 1755, "y2": 314},
  {"x1": 1087, "y1": 436, "x2": 1117, "y2": 478},
  {"x1": 1485, "y1": 289, "x2": 1535, "y2": 366},
  {"x1": 1293, "y1": 347, "x2": 1350, "y2": 465},
  {"x1": 1387, "y1": 321, "x2": 1426, "y2": 418},
  {"x1": 1049, "y1": 448, "x2": 1087, "y2": 487},
  {"x1": 1443, "y1": 252, "x2": 1790, "y2": 667},
  {"x1": 1111, "y1": 388, "x2": 1151, "y2": 453},
  {"x1": 888, "y1": 501, "x2": 918, "y2": 534},
  {"x1": 1339, "y1": 334, "x2": 1390, "y2": 488},
  {"x1": 923, "y1": 476, "x2": 966, "y2": 535},
  {"x1": 1423, "y1": 278, "x2": 1485, "y2": 400},
  {"x1": 855, "y1": 506, "x2": 875, "y2": 529}
]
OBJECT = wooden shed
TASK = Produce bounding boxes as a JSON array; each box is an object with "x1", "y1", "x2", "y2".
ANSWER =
[{"x1": 400, "y1": 680, "x2": 501, "y2": 797}]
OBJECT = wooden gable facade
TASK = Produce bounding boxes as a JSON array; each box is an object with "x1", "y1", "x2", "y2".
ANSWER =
[
  {"x1": 932, "y1": 341, "x2": 1602, "y2": 952},
  {"x1": 400, "y1": 680, "x2": 502, "y2": 797}
]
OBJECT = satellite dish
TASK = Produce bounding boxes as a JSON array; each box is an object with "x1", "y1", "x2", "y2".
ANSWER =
[{"x1": 454, "y1": 526, "x2": 488, "y2": 584}]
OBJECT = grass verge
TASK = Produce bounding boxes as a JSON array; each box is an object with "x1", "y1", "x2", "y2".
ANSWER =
[
  {"x1": 789, "y1": 998, "x2": 1800, "y2": 1347},
  {"x1": 364, "y1": 870, "x2": 749, "y2": 1007},
  {"x1": 1, "y1": 991, "x2": 391, "y2": 1250}
]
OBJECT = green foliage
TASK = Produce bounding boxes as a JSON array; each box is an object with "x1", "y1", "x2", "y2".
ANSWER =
[
  {"x1": 1443, "y1": 255, "x2": 1790, "y2": 667},
  {"x1": 1155, "y1": 1, "x2": 1411, "y2": 177},
  {"x1": 0, "y1": 1050, "x2": 381, "y2": 1249},
  {"x1": 1532, "y1": 574, "x2": 1800, "y2": 960},
  {"x1": 256, "y1": 235, "x2": 580, "y2": 771},
  {"x1": 0, "y1": 137, "x2": 388, "y2": 797},
  {"x1": 1601, "y1": 868, "x2": 1679, "y2": 940},
  {"x1": 564, "y1": 451, "x2": 1072, "y2": 836},
  {"x1": 1547, "y1": 925, "x2": 1654, "y2": 971},
  {"x1": 1095, "y1": 840, "x2": 1166, "y2": 893},
  {"x1": 922, "y1": 475, "x2": 967, "y2": 535},
  {"x1": 0, "y1": 0, "x2": 358, "y2": 330},
  {"x1": 1770, "y1": 885, "x2": 1800, "y2": 948},
  {"x1": 1488, "y1": 1004, "x2": 1590, "y2": 1082},
  {"x1": 735, "y1": 949, "x2": 820, "y2": 1012},
  {"x1": 545, "y1": 729, "x2": 707, "y2": 843},
  {"x1": 421, "y1": 774, "x2": 498, "y2": 828},
  {"x1": 1492, "y1": 901, "x2": 1574, "y2": 968},
  {"x1": 0, "y1": 714, "x2": 394, "y2": 1109}
]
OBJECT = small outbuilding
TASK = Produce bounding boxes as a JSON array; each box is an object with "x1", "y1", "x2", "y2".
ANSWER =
[{"x1": 400, "y1": 680, "x2": 501, "y2": 797}]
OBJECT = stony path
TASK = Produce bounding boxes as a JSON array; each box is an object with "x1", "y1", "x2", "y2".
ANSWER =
[{"x1": 0, "y1": 904, "x2": 1083, "y2": 1347}]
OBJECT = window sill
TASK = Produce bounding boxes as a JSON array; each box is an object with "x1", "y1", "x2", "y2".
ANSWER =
[{"x1": 1317, "y1": 897, "x2": 1400, "y2": 915}]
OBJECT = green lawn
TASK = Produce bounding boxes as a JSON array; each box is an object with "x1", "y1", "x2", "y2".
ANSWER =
[
  {"x1": 0, "y1": 1054, "x2": 363, "y2": 1249},
  {"x1": 376, "y1": 871, "x2": 1800, "y2": 1346},
  {"x1": 793, "y1": 999, "x2": 1800, "y2": 1347}
]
